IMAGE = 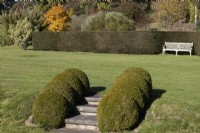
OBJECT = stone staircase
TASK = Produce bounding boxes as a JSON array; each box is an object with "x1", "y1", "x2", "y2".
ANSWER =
[{"x1": 65, "y1": 95, "x2": 101, "y2": 131}]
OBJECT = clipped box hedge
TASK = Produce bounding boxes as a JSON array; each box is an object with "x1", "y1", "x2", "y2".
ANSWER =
[
  {"x1": 63, "y1": 68, "x2": 90, "y2": 96},
  {"x1": 32, "y1": 68, "x2": 90, "y2": 129},
  {"x1": 97, "y1": 92, "x2": 140, "y2": 132},
  {"x1": 32, "y1": 91, "x2": 69, "y2": 129},
  {"x1": 44, "y1": 80, "x2": 76, "y2": 106},
  {"x1": 97, "y1": 67, "x2": 152, "y2": 132},
  {"x1": 52, "y1": 70, "x2": 85, "y2": 103},
  {"x1": 33, "y1": 31, "x2": 200, "y2": 55}
]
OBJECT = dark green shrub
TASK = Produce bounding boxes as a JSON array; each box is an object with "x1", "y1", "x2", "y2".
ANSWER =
[
  {"x1": 113, "y1": 72, "x2": 151, "y2": 100},
  {"x1": 44, "y1": 80, "x2": 76, "y2": 105},
  {"x1": 110, "y1": 80, "x2": 146, "y2": 112},
  {"x1": 124, "y1": 67, "x2": 152, "y2": 91},
  {"x1": 52, "y1": 72, "x2": 83, "y2": 103},
  {"x1": 124, "y1": 67, "x2": 152, "y2": 86},
  {"x1": 32, "y1": 91, "x2": 69, "y2": 129},
  {"x1": 63, "y1": 68, "x2": 90, "y2": 96},
  {"x1": 97, "y1": 67, "x2": 152, "y2": 132},
  {"x1": 97, "y1": 92, "x2": 140, "y2": 132}
]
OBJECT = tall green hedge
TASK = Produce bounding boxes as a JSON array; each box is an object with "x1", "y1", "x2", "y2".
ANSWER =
[
  {"x1": 32, "y1": 31, "x2": 200, "y2": 55},
  {"x1": 32, "y1": 31, "x2": 164, "y2": 54}
]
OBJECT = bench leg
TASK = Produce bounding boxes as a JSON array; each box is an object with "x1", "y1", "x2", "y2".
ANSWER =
[
  {"x1": 162, "y1": 50, "x2": 165, "y2": 55},
  {"x1": 176, "y1": 51, "x2": 178, "y2": 56},
  {"x1": 189, "y1": 51, "x2": 191, "y2": 56}
]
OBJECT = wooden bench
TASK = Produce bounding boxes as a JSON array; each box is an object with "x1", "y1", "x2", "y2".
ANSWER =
[{"x1": 162, "y1": 42, "x2": 193, "y2": 56}]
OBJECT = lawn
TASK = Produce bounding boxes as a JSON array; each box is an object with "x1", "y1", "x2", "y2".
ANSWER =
[{"x1": 1, "y1": 46, "x2": 200, "y2": 133}]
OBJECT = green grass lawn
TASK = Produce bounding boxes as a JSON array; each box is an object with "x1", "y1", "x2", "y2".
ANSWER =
[{"x1": 1, "y1": 46, "x2": 200, "y2": 133}]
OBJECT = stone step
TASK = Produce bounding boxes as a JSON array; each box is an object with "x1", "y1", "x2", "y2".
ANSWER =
[
  {"x1": 65, "y1": 115, "x2": 98, "y2": 130},
  {"x1": 77, "y1": 104, "x2": 97, "y2": 115},
  {"x1": 85, "y1": 96, "x2": 101, "y2": 103},
  {"x1": 80, "y1": 112, "x2": 96, "y2": 116},
  {"x1": 65, "y1": 124, "x2": 98, "y2": 130},
  {"x1": 53, "y1": 128, "x2": 100, "y2": 133},
  {"x1": 88, "y1": 101, "x2": 99, "y2": 105},
  {"x1": 65, "y1": 115, "x2": 97, "y2": 126}
]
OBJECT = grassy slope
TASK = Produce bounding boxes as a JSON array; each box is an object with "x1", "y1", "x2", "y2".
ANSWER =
[{"x1": 1, "y1": 46, "x2": 200, "y2": 133}]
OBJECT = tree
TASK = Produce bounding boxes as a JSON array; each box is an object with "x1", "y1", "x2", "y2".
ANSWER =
[
  {"x1": 8, "y1": 17, "x2": 32, "y2": 49},
  {"x1": 0, "y1": 3, "x2": 48, "y2": 46},
  {"x1": 43, "y1": 4, "x2": 72, "y2": 32},
  {"x1": 195, "y1": 0, "x2": 198, "y2": 30},
  {"x1": 189, "y1": 0, "x2": 199, "y2": 30},
  {"x1": 81, "y1": 11, "x2": 134, "y2": 31},
  {"x1": 110, "y1": 1, "x2": 150, "y2": 26},
  {"x1": 152, "y1": 1, "x2": 188, "y2": 27},
  {"x1": 0, "y1": 2, "x2": 5, "y2": 12},
  {"x1": 0, "y1": 0, "x2": 15, "y2": 10}
]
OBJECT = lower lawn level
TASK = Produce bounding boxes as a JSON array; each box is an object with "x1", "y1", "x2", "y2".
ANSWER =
[{"x1": 1, "y1": 46, "x2": 200, "y2": 133}]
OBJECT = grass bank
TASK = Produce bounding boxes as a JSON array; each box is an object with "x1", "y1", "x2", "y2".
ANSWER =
[{"x1": 1, "y1": 46, "x2": 200, "y2": 133}]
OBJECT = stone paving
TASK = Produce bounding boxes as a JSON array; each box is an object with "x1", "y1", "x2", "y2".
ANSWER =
[
  {"x1": 52, "y1": 128, "x2": 100, "y2": 133},
  {"x1": 53, "y1": 95, "x2": 101, "y2": 133}
]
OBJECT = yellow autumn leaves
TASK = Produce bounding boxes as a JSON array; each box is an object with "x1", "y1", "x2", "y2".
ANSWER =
[{"x1": 43, "y1": 4, "x2": 74, "y2": 32}]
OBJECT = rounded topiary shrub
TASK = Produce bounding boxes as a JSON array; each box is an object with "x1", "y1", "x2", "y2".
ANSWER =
[
  {"x1": 124, "y1": 67, "x2": 152, "y2": 89},
  {"x1": 110, "y1": 81, "x2": 146, "y2": 112},
  {"x1": 52, "y1": 72, "x2": 83, "y2": 103},
  {"x1": 114, "y1": 73, "x2": 151, "y2": 100},
  {"x1": 32, "y1": 91, "x2": 69, "y2": 129},
  {"x1": 63, "y1": 68, "x2": 90, "y2": 96},
  {"x1": 97, "y1": 92, "x2": 140, "y2": 132},
  {"x1": 44, "y1": 80, "x2": 76, "y2": 105}
]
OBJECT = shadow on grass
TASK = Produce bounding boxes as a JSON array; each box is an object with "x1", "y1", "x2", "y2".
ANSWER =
[
  {"x1": 134, "y1": 88, "x2": 166, "y2": 129},
  {"x1": 88, "y1": 86, "x2": 106, "y2": 96}
]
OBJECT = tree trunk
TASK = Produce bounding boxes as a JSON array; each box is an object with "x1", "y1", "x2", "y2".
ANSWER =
[{"x1": 195, "y1": 0, "x2": 198, "y2": 31}]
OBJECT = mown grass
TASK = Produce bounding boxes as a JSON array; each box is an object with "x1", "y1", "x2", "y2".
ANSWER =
[{"x1": 1, "y1": 46, "x2": 200, "y2": 133}]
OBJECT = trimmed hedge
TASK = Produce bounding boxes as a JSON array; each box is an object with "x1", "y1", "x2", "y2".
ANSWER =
[
  {"x1": 97, "y1": 92, "x2": 140, "y2": 132},
  {"x1": 63, "y1": 68, "x2": 90, "y2": 96},
  {"x1": 97, "y1": 67, "x2": 152, "y2": 132},
  {"x1": 32, "y1": 91, "x2": 69, "y2": 129},
  {"x1": 44, "y1": 80, "x2": 76, "y2": 105},
  {"x1": 32, "y1": 31, "x2": 200, "y2": 55},
  {"x1": 52, "y1": 72, "x2": 83, "y2": 103},
  {"x1": 33, "y1": 31, "x2": 164, "y2": 54}
]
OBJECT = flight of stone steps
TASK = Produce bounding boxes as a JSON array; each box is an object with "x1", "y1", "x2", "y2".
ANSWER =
[{"x1": 65, "y1": 95, "x2": 101, "y2": 131}]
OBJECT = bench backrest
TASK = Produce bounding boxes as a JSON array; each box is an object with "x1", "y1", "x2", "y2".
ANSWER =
[{"x1": 165, "y1": 42, "x2": 193, "y2": 50}]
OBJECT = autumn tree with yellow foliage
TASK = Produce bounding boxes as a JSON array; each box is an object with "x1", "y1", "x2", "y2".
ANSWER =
[{"x1": 43, "y1": 4, "x2": 73, "y2": 32}]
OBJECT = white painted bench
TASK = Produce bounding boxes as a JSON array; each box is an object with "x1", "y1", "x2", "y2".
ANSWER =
[{"x1": 162, "y1": 42, "x2": 193, "y2": 56}]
